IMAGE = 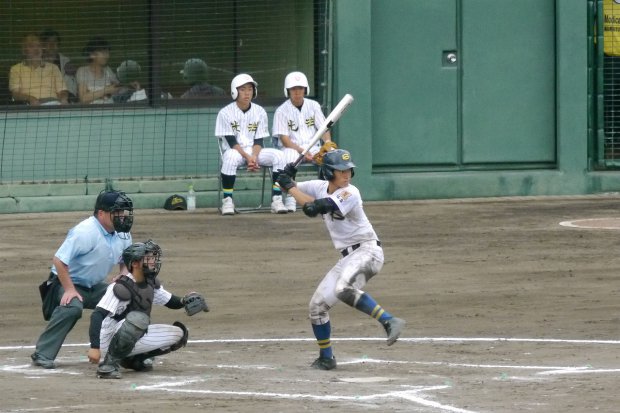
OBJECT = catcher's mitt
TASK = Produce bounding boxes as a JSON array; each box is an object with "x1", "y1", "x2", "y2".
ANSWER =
[
  {"x1": 183, "y1": 292, "x2": 209, "y2": 316},
  {"x1": 313, "y1": 141, "x2": 338, "y2": 165}
]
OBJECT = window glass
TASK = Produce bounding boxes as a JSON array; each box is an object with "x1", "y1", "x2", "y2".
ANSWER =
[{"x1": 0, "y1": 0, "x2": 327, "y2": 107}]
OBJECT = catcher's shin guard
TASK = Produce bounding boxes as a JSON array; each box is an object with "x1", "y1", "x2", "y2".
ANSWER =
[
  {"x1": 99, "y1": 311, "x2": 149, "y2": 378},
  {"x1": 129, "y1": 321, "x2": 189, "y2": 361}
]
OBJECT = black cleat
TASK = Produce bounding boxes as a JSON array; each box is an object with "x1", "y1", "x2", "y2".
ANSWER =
[
  {"x1": 121, "y1": 356, "x2": 154, "y2": 372},
  {"x1": 311, "y1": 356, "x2": 337, "y2": 370},
  {"x1": 383, "y1": 317, "x2": 406, "y2": 346},
  {"x1": 97, "y1": 363, "x2": 122, "y2": 379}
]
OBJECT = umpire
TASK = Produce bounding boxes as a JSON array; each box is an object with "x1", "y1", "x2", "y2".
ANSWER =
[{"x1": 31, "y1": 190, "x2": 134, "y2": 369}]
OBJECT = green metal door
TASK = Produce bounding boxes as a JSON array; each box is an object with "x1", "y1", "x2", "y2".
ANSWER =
[
  {"x1": 370, "y1": 0, "x2": 556, "y2": 169},
  {"x1": 371, "y1": 0, "x2": 458, "y2": 167},
  {"x1": 461, "y1": 0, "x2": 556, "y2": 164}
]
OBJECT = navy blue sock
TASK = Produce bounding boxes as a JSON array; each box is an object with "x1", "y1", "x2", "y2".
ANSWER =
[
  {"x1": 355, "y1": 293, "x2": 393, "y2": 323},
  {"x1": 311, "y1": 322, "x2": 333, "y2": 359}
]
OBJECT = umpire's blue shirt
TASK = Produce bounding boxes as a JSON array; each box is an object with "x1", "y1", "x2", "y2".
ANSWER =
[{"x1": 52, "y1": 216, "x2": 132, "y2": 288}]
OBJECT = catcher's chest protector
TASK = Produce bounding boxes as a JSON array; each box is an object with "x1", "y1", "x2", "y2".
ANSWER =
[{"x1": 113, "y1": 276, "x2": 157, "y2": 317}]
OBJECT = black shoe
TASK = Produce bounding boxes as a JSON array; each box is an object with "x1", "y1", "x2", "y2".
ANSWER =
[
  {"x1": 311, "y1": 356, "x2": 337, "y2": 370},
  {"x1": 31, "y1": 352, "x2": 56, "y2": 369},
  {"x1": 97, "y1": 363, "x2": 122, "y2": 379},
  {"x1": 383, "y1": 317, "x2": 406, "y2": 346},
  {"x1": 121, "y1": 356, "x2": 154, "y2": 372}
]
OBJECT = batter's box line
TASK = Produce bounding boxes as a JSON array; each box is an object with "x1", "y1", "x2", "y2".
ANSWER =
[
  {"x1": 2, "y1": 336, "x2": 620, "y2": 351},
  {"x1": 135, "y1": 380, "x2": 478, "y2": 413}
]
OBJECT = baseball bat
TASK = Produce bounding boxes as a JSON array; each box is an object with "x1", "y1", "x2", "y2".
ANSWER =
[{"x1": 292, "y1": 93, "x2": 354, "y2": 167}]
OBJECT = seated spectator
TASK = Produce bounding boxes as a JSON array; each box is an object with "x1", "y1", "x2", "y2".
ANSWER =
[
  {"x1": 9, "y1": 33, "x2": 69, "y2": 105},
  {"x1": 76, "y1": 37, "x2": 119, "y2": 104},
  {"x1": 114, "y1": 60, "x2": 147, "y2": 103},
  {"x1": 40, "y1": 28, "x2": 78, "y2": 102},
  {"x1": 179, "y1": 58, "x2": 225, "y2": 99}
]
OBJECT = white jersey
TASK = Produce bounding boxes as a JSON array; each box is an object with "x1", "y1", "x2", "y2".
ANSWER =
[
  {"x1": 273, "y1": 98, "x2": 327, "y2": 150},
  {"x1": 297, "y1": 180, "x2": 378, "y2": 250},
  {"x1": 215, "y1": 101, "x2": 270, "y2": 153},
  {"x1": 96, "y1": 273, "x2": 172, "y2": 354}
]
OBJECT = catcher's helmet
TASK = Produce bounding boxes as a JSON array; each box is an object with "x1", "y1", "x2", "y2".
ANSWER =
[
  {"x1": 122, "y1": 239, "x2": 162, "y2": 279},
  {"x1": 284, "y1": 71, "x2": 309, "y2": 97},
  {"x1": 230, "y1": 73, "x2": 257, "y2": 100},
  {"x1": 319, "y1": 149, "x2": 356, "y2": 181},
  {"x1": 94, "y1": 190, "x2": 134, "y2": 233},
  {"x1": 180, "y1": 58, "x2": 208, "y2": 85}
]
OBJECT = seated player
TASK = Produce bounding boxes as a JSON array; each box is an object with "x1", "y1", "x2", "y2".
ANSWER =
[
  {"x1": 215, "y1": 73, "x2": 287, "y2": 215},
  {"x1": 272, "y1": 71, "x2": 333, "y2": 212},
  {"x1": 88, "y1": 240, "x2": 209, "y2": 379}
]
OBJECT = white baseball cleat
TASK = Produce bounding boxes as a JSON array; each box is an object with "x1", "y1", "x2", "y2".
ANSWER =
[
  {"x1": 271, "y1": 195, "x2": 288, "y2": 214},
  {"x1": 221, "y1": 197, "x2": 235, "y2": 215},
  {"x1": 285, "y1": 195, "x2": 297, "y2": 212}
]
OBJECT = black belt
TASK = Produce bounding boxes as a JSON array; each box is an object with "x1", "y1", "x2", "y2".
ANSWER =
[{"x1": 341, "y1": 240, "x2": 381, "y2": 257}]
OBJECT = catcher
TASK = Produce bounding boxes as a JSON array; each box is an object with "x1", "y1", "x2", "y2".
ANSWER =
[{"x1": 87, "y1": 239, "x2": 209, "y2": 379}]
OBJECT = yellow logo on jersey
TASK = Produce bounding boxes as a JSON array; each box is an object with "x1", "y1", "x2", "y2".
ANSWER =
[
  {"x1": 336, "y1": 190, "x2": 352, "y2": 203},
  {"x1": 230, "y1": 121, "x2": 240, "y2": 132},
  {"x1": 248, "y1": 122, "x2": 258, "y2": 132},
  {"x1": 288, "y1": 120, "x2": 299, "y2": 132},
  {"x1": 305, "y1": 117, "x2": 315, "y2": 127}
]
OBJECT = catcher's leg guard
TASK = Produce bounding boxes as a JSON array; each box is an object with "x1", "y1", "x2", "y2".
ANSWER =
[
  {"x1": 98, "y1": 311, "x2": 149, "y2": 379},
  {"x1": 125, "y1": 321, "x2": 189, "y2": 364},
  {"x1": 170, "y1": 321, "x2": 188, "y2": 351}
]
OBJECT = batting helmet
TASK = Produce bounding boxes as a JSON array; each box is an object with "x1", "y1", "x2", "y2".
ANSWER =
[
  {"x1": 230, "y1": 73, "x2": 258, "y2": 100},
  {"x1": 180, "y1": 58, "x2": 208, "y2": 85},
  {"x1": 319, "y1": 149, "x2": 356, "y2": 181},
  {"x1": 284, "y1": 71, "x2": 309, "y2": 97},
  {"x1": 122, "y1": 239, "x2": 162, "y2": 279},
  {"x1": 94, "y1": 190, "x2": 134, "y2": 233}
]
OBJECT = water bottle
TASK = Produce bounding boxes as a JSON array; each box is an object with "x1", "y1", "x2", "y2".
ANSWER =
[{"x1": 187, "y1": 184, "x2": 196, "y2": 211}]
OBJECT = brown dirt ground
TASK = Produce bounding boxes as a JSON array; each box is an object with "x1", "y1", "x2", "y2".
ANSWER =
[{"x1": 1, "y1": 197, "x2": 620, "y2": 412}]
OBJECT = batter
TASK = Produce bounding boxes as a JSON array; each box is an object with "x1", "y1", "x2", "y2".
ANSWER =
[{"x1": 276, "y1": 148, "x2": 406, "y2": 370}]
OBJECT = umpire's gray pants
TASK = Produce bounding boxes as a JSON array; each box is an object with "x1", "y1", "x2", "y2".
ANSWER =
[{"x1": 34, "y1": 281, "x2": 108, "y2": 360}]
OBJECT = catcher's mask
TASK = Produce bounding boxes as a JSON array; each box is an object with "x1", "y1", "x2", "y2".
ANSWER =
[
  {"x1": 94, "y1": 190, "x2": 134, "y2": 235},
  {"x1": 122, "y1": 239, "x2": 162, "y2": 279},
  {"x1": 319, "y1": 149, "x2": 356, "y2": 181},
  {"x1": 143, "y1": 239, "x2": 162, "y2": 278}
]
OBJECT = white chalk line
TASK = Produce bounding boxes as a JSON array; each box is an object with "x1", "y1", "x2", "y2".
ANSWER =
[
  {"x1": 3, "y1": 335, "x2": 620, "y2": 351},
  {"x1": 559, "y1": 218, "x2": 620, "y2": 230},
  {"x1": 3, "y1": 336, "x2": 620, "y2": 413},
  {"x1": 136, "y1": 380, "x2": 478, "y2": 413}
]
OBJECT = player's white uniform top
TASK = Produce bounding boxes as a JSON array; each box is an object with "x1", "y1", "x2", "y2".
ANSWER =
[
  {"x1": 95, "y1": 273, "x2": 174, "y2": 356},
  {"x1": 272, "y1": 98, "x2": 327, "y2": 151},
  {"x1": 215, "y1": 101, "x2": 270, "y2": 152},
  {"x1": 297, "y1": 180, "x2": 378, "y2": 250}
]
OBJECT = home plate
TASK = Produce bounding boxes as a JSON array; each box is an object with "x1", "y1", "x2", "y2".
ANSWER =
[
  {"x1": 559, "y1": 218, "x2": 620, "y2": 230},
  {"x1": 338, "y1": 377, "x2": 392, "y2": 383}
]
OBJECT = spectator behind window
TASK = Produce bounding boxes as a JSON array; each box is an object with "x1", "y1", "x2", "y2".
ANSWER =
[
  {"x1": 114, "y1": 60, "x2": 147, "y2": 103},
  {"x1": 76, "y1": 37, "x2": 119, "y2": 104},
  {"x1": 179, "y1": 58, "x2": 225, "y2": 99},
  {"x1": 9, "y1": 33, "x2": 69, "y2": 105},
  {"x1": 40, "y1": 28, "x2": 78, "y2": 102}
]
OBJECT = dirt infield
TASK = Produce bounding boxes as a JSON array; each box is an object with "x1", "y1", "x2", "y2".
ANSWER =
[{"x1": 1, "y1": 197, "x2": 619, "y2": 412}]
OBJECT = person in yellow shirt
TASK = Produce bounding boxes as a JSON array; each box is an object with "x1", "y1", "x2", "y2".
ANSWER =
[{"x1": 9, "y1": 34, "x2": 69, "y2": 106}]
